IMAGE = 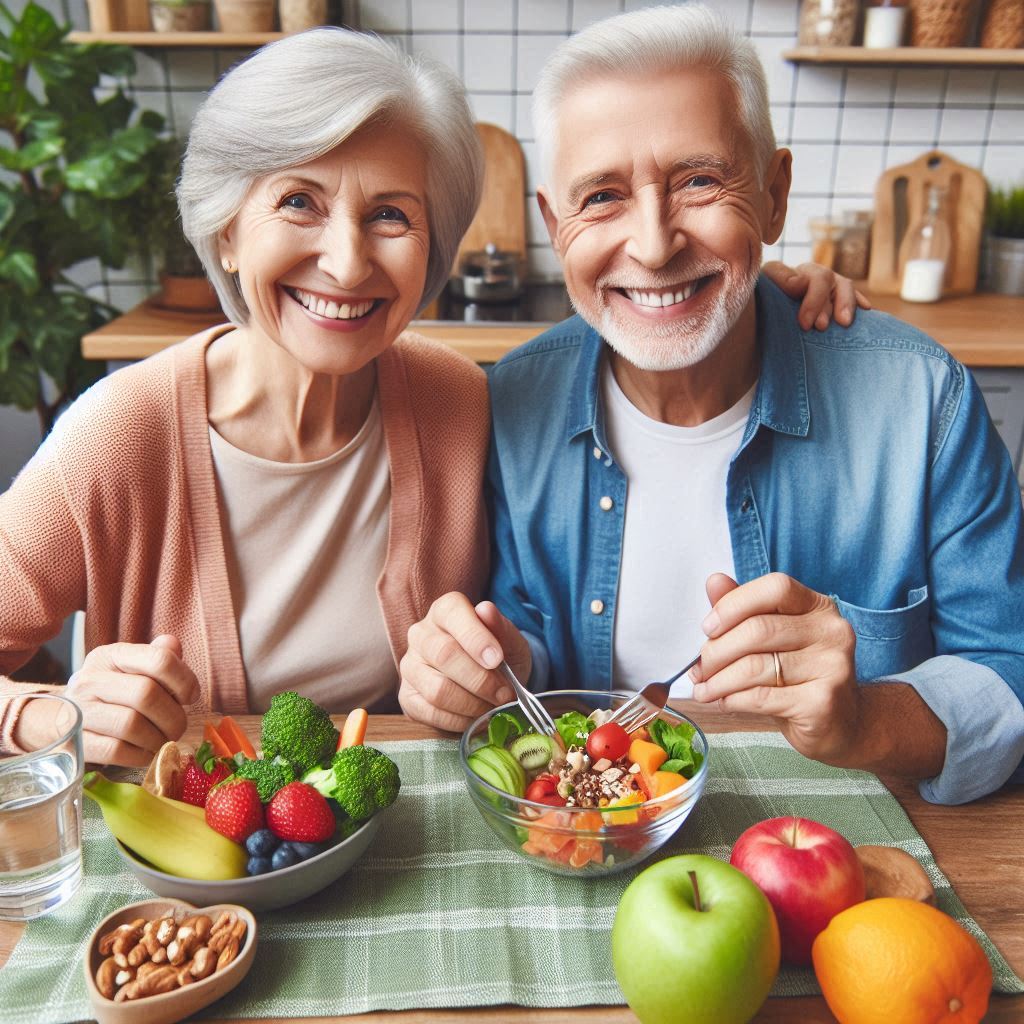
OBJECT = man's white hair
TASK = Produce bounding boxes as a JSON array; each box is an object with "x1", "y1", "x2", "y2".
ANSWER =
[
  {"x1": 533, "y1": 3, "x2": 776, "y2": 187},
  {"x1": 178, "y1": 28, "x2": 483, "y2": 324}
]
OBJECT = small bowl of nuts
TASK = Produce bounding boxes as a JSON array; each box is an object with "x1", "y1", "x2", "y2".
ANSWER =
[{"x1": 83, "y1": 898, "x2": 256, "y2": 1024}]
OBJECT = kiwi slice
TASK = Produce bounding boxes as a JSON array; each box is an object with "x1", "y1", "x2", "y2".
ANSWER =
[{"x1": 509, "y1": 732, "x2": 554, "y2": 772}]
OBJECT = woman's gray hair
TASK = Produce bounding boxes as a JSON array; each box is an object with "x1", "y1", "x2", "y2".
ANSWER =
[
  {"x1": 533, "y1": 4, "x2": 776, "y2": 188},
  {"x1": 178, "y1": 28, "x2": 483, "y2": 324}
]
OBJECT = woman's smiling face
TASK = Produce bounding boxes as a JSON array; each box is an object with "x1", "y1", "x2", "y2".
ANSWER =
[{"x1": 219, "y1": 122, "x2": 430, "y2": 376}]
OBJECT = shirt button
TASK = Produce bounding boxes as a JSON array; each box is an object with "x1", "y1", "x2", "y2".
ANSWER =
[
  {"x1": 741, "y1": 497, "x2": 752, "y2": 512},
  {"x1": 590, "y1": 599, "x2": 605, "y2": 615},
  {"x1": 599, "y1": 496, "x2": 614, "y2": 511},
  {"x1": 593, "y1": 446, "x2": 603, "y2": 460}
]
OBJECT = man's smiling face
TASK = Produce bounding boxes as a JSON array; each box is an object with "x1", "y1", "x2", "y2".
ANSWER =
[{"x1": 538, "y1": 67, "x2": 790, "y2": 372}]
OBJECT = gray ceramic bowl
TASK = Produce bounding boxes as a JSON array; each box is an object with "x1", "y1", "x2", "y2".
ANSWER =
[{"x1": 114, "y1": 814, "x2": 381, "y2": 913}]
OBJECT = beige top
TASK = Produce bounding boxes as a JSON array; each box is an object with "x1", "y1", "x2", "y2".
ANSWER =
[{"x1": 209, "y1": 395, "x2": 396, "y2": 714}]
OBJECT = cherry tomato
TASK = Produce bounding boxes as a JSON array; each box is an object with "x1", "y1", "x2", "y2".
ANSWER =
[
  {"x1": 586, "y1": 722, "x2": 631, "y2": 762},
  {"x1": 535, "y1": 793, "x2": 567, "y2": 807},
  {"x1": 525, "y1": 776, "x2": 558, "y2": 801}
]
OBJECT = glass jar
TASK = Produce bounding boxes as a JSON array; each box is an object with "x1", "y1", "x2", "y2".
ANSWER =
[
  {"x1": 864, "y1": 0, "x2": 907, "y2": 47},
  {"x1": 836, "y1": 210, "x2": 873, "y2": 280},
  {"x1": 899, "y1": 185, "x2": 951, "y2": 303},
  {"x1": 798, "y1": 0, "x2": 863, "y2": 46},
  {"x1": 809, "y1": 217, "x2": 844, "y2": 269}
]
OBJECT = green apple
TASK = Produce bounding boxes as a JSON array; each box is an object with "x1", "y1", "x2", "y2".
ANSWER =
[{"x1": 612, "y1": 854, "x2": 780, "y2": 1024}]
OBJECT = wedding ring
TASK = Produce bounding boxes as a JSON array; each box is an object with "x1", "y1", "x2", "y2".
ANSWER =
[{"x1": 772, "y1": 651, "x2": 785, "y2": 687}]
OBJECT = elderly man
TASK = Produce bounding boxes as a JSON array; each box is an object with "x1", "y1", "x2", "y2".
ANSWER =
[{"x1": 400, "y1": 5, "x2": 1024, "y2": 804}]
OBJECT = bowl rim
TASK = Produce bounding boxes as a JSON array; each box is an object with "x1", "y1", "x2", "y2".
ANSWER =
[
  {"x1": 459, "y1": 688, "x2": 709, "y2": 820},
  {"x1": 114, "y1": 809, "x2": 380, "y2": 886}
]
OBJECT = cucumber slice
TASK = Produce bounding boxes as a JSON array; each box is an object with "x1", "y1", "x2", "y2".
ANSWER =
[
  {"x1": 469, "y1": 744, "x2": 526, "y2": 797},
  {"x1": 509, "y1": 732, "x2": 554, "y2": 772}
]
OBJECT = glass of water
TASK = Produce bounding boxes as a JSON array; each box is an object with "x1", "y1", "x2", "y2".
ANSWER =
[{"x1": 0, "y1": 692, "x2": 84, "y2": 920}]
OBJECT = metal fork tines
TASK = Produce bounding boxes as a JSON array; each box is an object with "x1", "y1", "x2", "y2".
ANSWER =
[
  {"x1": 497, "y1": 660, "x2": 558, "y2": 737},
  {"x1": 608, "y1": 654, "x2": 701, "y2": 733}
]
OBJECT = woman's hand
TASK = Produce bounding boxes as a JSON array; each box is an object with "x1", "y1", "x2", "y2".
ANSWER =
[
  {"x1": 689, "y1": 572, "x2": 863, "y2": 766},
  {"x1": 399, "y1": 595, "x2": 530, "y2": 733},
  {"x1": 762, "y1": 260, "x2": 871, "y2": 332},
  {"x1": 66, "y1": 634, "x2": 199, "y2": 767}
]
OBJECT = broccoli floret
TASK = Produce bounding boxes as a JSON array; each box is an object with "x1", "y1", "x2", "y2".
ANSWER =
[
  {"x1": 302, "y1": 745, "x2": 400, "y2": 822},
  {"x1": 232, "y1": 755, "x2": 295, "y2": 802},
  {"x1": 260, "y1": 691, "x2": 339, "y2": 774}
]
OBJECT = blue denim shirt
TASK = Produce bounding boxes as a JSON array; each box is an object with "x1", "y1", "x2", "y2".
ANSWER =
[{"x1": 487, "y1": 277, "x2": 1024, "y2": 805}]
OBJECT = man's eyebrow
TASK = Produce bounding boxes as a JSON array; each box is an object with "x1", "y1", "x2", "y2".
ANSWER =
[
  {"x1": 565, "y1": 156, "x2": 737, "y2": 207},
  {"x1": 566, "y1": 172, "x2": 618, "y2": 209}
]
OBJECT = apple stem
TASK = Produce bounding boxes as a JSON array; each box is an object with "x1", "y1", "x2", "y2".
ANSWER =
[{"x1": 688, "y1": 870, "x2": 704, "y2": 913}]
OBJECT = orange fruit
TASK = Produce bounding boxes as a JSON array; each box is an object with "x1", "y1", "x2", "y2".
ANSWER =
[{"x1": 812, "y1": 897, "x2": 992, "y2": 1024}]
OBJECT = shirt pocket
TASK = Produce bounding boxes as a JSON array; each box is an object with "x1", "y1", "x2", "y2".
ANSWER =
[{"x1": 831, "y1": 585, "x2": 933, "y2": 681}]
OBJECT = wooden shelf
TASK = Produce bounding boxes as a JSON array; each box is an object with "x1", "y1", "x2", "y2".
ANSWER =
[
  {"x1": 784, "y1": 46, "x2": 1024, "y2": 67},
  {"x1": 68, "y1": 30, "x2": 285, "y2": 47}
]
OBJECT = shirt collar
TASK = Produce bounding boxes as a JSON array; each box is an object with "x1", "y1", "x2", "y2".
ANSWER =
[{"x1": 567, "y1": 274, "x2": 810, "y2": 450}]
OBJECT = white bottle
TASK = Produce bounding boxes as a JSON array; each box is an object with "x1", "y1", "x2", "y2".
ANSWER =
[{"x1": 900, "y1": 186, "x2": 951, "y2": 303}]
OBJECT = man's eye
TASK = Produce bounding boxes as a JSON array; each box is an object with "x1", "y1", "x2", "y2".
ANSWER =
[
  {"x1": 686, "y1": 175, "x2": 716, "y2": 189},
  {"x1": 282, "y1": 193, "x2": 311, "y2": 210},
  {"x1": 583, "y1": 190, "x2": 617, "y2": 208}
]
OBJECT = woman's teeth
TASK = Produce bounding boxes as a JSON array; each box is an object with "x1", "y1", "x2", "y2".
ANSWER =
[
  {"x1": 292, "y1": 288, "x2": 374, "y2": 320},
  {"x1": 624, "y1": 280, "x2": 702, "y2": 308}
]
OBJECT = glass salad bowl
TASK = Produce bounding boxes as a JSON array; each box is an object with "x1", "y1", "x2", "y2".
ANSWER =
[{"x1": 459, "y1": 690, "x2": 709, "y2": 877}]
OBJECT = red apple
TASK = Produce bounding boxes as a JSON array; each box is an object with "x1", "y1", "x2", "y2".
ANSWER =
[{"x1": 730, "y1": 816, "x2": 865, "y2": 965}]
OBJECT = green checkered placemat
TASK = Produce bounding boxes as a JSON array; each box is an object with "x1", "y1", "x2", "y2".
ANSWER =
[{"x1": 2, "y1": 735, "x2": 1021, "y2": 1022}]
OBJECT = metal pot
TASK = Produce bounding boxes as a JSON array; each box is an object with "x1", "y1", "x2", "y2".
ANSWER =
[
  {"x1": 988, "y1": 236, "x2": 1024, "y2": 297},
  {"x1": 454, "y1": 243, "x2": 523, "y2": 302}
]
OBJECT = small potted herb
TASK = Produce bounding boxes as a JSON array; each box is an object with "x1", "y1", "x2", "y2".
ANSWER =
[
  {"x1": 986, "y1": 183, "x2": 1024, "y2": 296},
  {"x1": 150, "y1": 0, "x2": 211, "y2": 33}
]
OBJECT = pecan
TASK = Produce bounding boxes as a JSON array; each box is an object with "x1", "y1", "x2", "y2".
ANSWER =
[
  {"x1": 215, "y1": 936, "x2": 240, "y2": 971},
  {"x1": 114, "y1": 982, "x2": 137, "y2": 1002},
  {"x1": 114, "y1": 967, "x2": 135, "y2": 987},
  {"x1": 140, "y1": 931, "x2": 163, "y2": 959},
  {"x1": 190, "y1": 946, "x2": 217, "y2": 980},
  {"x1": 112, "y1": 923, "x2": 145, "y2": 957},
  {"x1": 181, "y1": 914, "x2": 213, "y2": 943},
  {"x1": 127, "y1": 940, "x2": 150, "y2": 967},
  {"x1": 168, "y1": 928, "x2": 200, "y2": 966},
  {"x1": 228, "y1": 919, "x2": 247, "y2": 944},
  {"x1": 210, "y1": 910, "x2": 236, "y2": 936},
  {"x1": 176, "y1": 964, "x2": 195, "y2": 987},
  {"x1": 151, "y1": 946, "x2": 169, "y2": 964},
  {"x1": 134, "y1": 964, "x2": 179, "y2": 996},
  {"x1": 155, "y1": 916, "x2": 176, "y2": 946},
  {"x1": 136, "y1": 961, "x2": 161, "y2": 981},
  {"x1": 98, "y1": 920, "x2": 142, "y2": 957},
  {"x1": 207, "y1": 929, "x2": 231, "y2": 955},
  {"x1": 95, "y1": 956, "x2": 119, "y2": 1000}
]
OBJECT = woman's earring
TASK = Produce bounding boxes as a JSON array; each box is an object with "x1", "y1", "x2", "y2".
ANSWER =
[{"x1": 222, "y1": 258, "x2": 236, "y2": 274}]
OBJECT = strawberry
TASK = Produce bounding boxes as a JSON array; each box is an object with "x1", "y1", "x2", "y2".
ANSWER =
[
  {"x1": 266, "y1": 782, "x2": 336, "y2": 843},
  {"x1": 180, "y1": 741, "x2": 233, "y2": 807},
  {"x1": 205, "y1": 777, "x2": 264, "y2": 843}
]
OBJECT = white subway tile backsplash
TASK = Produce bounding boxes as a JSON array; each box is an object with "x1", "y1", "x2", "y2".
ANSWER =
[
  {"x1": 129, "y1": 51, "x2": 168, "y2": 91},
  {"x1": 468, "y1": 93, "x2": 515, "y2": 134},
  {"x1": 751, "y1": 34, "x2": 797, "y2": 103},
  {"x1": 889, "y1": 106, "x2": 940, "y2": 145},
  {"x1": 749, "y1": 0, "x2": 797, "y2": 35},
  {"x1": 994, "y1": 70, "x2": 1024, "y2": 106},
  {"x1": 465, "y1": 2, "x2": 515, "y2": 32},
  {"x1": 516, "y1": 99, "x2": 536, "y2": 141},
  {"x1": 831, "y1": 145, "x2": 885, "y2": 196},
  {"x1": 945, "y1": 70, "x2": 997, "y2": 105},
  {"x1": 358, "y1": 0, "x2": 408, "y2": 32},
  {"x1": 526, "y1": 199, "x2": 550, "y2": 247},
  {"x1": 791, "y1": 104, "x2": 841, "y2": 143},
  {"x1": 785, "y1": 196, "x2": 830, "y2": 244},
  {"x1": 518, "y1": 0, "x2": 569, "y2": 33},
  {"x1": 939, "y1": 106, "x2": 989, "y2": 145},
  {"x1": 410, "y1": 0, "x2": 461, "y2": 32},
  {"x1": 983, "y1": 145, "x2": 1024, "y2": 188},
  {"x1": 895, "y1": 69, "x2": 947, "y2": 105},
  {"x1": 528, "y1": 244, "x2": 564, "y2": 277},
  {"x1": 844, "y1": 68, "x2": 896, "y2": 103},
  {"x1": 840, "y1": 104, "x2": 886, "y2": 144},
  {"x1": 989, "y1": 106, "x2": 1024, "y2": 144},
  {"x1": 463, "y1": 35, "x2": 514, "y2": 92},
  {"x1": 938, "y1": 145, "x2": 985, "y2": 172},
  {"x1": 571, "y1": 0, "x2": 622, "y2": 33},
  {"x1": 789, "y1": 143, "x2": 837, "y2": 195},
  {"x1": 166, "y1": 50, "x2": 216, "y2": 89},
  {"x1": 412, "y1": 33, "x2": 461, "y2": 74},
  {"x1": 516, "y1": 34, "x2": 564, "y2": 91},
  {"x1": 794, "y1": 67, "x2": 844, "y2": 105}
]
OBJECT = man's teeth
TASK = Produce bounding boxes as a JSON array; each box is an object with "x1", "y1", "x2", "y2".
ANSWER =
[
  {"x1": 624, "y1": 281, "x2": 700, "y2": 307},
  {"x1": 292, "y1": 288, "x2": 374, "y2": 319}
]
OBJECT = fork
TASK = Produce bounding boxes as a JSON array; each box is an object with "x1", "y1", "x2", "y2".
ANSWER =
[
  {"x1": 607, "y1": 653, "x2": 701, "y2": 733},
  {"x1": 497, "y1": 660, "x2": 558, "y2": 738}
]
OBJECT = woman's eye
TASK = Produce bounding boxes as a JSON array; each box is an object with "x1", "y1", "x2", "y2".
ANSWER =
[
  {"x1": 583, "y1": 190, "x2": 617, "y2": 208},
  {"x1": 282, "y1": 193, "x2": 311, "y2": 210},
  {"x1": 374, "y1": 206, "x2": 410, "y2": 224}
]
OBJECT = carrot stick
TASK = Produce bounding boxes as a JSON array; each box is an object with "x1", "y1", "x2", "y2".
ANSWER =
[
  {"x1": 218, "y1": 715, "x2": 257, "y2": 759},
  {"x1": 339, "y1": 708, "x2": 368, "y2": 749},
  {"x1": 203, "y1": 722, "x2": 232, "y2": 759}
]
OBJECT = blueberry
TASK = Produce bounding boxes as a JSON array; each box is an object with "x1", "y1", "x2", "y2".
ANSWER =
[
  {"x1": 246, "y1": 829, "x2": 280, "y2": 858},
  {"x1": 289, "y1": 841, "x2": 324, "y2": 861},
  {"x1": 271, "y1": 844, "x2": 301, "y2": 870},
  {"x1": 247, "y1": 856, "x2": 272, "y2": 876}
]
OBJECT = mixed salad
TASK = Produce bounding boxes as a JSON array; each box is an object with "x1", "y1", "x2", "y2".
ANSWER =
[{"x1": 467, "y1": 706, "x2": 704, "y2": 870}]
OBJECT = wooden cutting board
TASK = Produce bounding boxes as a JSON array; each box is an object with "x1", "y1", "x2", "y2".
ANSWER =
[
  {"x1": 868, "y1": 149, "x2": 986, "y2": 296},
  {"x1": 455, "y1": 123, "x2": 528, "y2": 267}
]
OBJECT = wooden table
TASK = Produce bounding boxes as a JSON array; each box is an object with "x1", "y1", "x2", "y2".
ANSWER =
[
  {"x1": 2, "y1": 710, "x2": 1021, "y2": 1023},
  {"x1": 80, "y1": 291, "x2": 1024, "y2": 368}
]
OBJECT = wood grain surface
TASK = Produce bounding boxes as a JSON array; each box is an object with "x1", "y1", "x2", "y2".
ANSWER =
[{"x1": 2, "y1": 708, "x2": 1021, "y2": 1023}]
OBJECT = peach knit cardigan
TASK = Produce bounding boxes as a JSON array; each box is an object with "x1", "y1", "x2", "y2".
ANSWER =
[{"x1": 0, "y1": 326, "x2": 489, "y2": 746}]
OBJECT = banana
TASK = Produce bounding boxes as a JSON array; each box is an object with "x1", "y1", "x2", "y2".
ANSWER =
[{"x1": 84, "y1": 772, "x2": 247, "y2": 880}]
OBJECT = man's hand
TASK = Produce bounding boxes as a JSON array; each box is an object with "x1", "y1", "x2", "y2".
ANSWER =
[
  {"x1": 66, "y1": 634, "x2": 199, "y2": 767},
  {"x1": 762, "y1": 260, "x2": 870, "y2": 332},
  {"x1": 400, "y1": 595, "x2": 531, "y2": 733},
  {"x1": 690, "y1": 572, "x2": 863, "y2": 765}
]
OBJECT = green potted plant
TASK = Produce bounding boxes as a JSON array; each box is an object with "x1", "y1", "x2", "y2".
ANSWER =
[
  {"x1": 986, "y1": 183, "x2": 1024, "y2": 297},
  {"x1": 0, "y1": 2, "x2": 169, "y2": 436}
]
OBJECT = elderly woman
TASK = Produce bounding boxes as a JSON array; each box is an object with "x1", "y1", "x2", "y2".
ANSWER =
[{"x1": 0, "y1": 28, "x2": 859, "y2": 767}]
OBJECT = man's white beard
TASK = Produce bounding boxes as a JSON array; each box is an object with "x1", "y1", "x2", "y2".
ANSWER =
[{"x1": 574, "y1": 259, "x2": 761, "y2": 373}]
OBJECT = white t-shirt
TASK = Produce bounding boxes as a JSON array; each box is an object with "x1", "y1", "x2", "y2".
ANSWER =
[
  {"x1": 603, "y1": 365, "x2": 755, "y2": 697},
  {"x1": 209, "y1": 398, "x2": 397, "y2": 713}
]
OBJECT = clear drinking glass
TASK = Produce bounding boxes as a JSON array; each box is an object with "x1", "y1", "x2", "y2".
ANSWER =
[{"x1": 0, "y1": 693, "x2": 84, "y2": 920}]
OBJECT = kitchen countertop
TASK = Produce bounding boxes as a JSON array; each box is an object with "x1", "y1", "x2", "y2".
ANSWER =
[{"x1": 80, "y1": 290, "x2": 1024, "y2": 367}]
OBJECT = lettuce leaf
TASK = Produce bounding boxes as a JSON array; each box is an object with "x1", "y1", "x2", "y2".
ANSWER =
[
  {"x1": 555, "y1": 710, "x2": 594, "y2": 750},
  {"x1": 649, "y1": 719, "x2": 703, "y2": 778},
  {"x1": 488, "y1": 710, "x2": 526, "y2": 748}
]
